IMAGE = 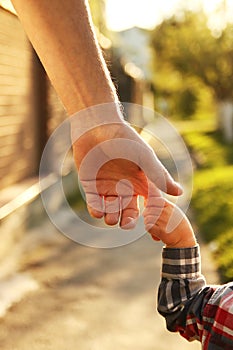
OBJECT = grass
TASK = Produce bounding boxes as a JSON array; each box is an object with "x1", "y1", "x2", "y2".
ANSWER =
[
  {"x1": 215, "y1": 228, "x2": 233, "y2": 282},
  {"x1": 192, "y1": 167, "x2": 233, "y2": 242},
  {"x1": 182, "y1": 122, "x2": 233, "y2": 282}
]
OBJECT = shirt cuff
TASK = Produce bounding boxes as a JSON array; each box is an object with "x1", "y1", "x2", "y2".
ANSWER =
[{"x1": 161, "y1": 245, "x2": 202, "y2": 280}]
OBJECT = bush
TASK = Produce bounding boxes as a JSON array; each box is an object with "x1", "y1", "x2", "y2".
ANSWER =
[
  {"x1": 183, "y1": 127, "x2": 233, "y2": 282},
  {"x1": 192, "y1": 167, "x2": 233, "y2": 242},
  {"x1": 215, "y1": 229, "x2": 233, "y2": 283},
  {"x1": 184, "y1": 130, "x2": 233, "y2": 168}
]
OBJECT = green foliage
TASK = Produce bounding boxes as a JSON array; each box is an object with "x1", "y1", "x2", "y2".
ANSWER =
[
  {"x1": 183, "y1": 126, "x2": 233, "y2": 282},
  {"x1": 184, "y1": 129, "x2": 233, "y2": 168},
  {"x1": 88, "y1": 0, "x2": 107, "y2": 33},
  {"x1": 215, "y1": 229, "x2": 233, "y2": 282},
  {"x1": 176, "y1": 88, "x2": 198, "y2": 119},
  {"x1": 151, "y1": 11, "x2": 233, "y2": 119},
  {"x1": 192, "y1": 167, "x2": 233, "y2": 242}
]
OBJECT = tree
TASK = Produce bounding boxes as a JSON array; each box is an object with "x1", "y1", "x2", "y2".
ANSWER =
[
  {"x1": 88, "y1": 0, "x2": 107, "y2": 34},
  {"x1": 151, "y1": 11, "x2": 233, "y2": 140}
]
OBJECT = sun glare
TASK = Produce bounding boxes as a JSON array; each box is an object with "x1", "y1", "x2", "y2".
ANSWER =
[
  {"x1": 106, "y1": 0, "x2": 233, "y2": 31},
  {"x1": 106, "y1": 0, "x2": 182, "y2": 31},
  {"x1": 0, "y1": 0, "x2": 16, "y2": 13}
]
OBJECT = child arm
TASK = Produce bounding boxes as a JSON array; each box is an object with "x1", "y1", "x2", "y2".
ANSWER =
[{"x1": 143, "y1": 188, "x2": 233, "y2": 347}]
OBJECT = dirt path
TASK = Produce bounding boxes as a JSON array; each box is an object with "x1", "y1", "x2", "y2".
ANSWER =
[{"x1": 0, "y1": 215, "x2": 206, "y2": 350}]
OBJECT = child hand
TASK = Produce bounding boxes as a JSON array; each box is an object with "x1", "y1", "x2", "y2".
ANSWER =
[{"x1": 143, "y1": 186, "x2": 197, "y2": 248}]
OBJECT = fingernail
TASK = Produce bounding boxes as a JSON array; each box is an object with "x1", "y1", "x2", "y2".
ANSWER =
[
  {"x1": 121, "y1": 217, "x2": 137, "y2": 230},
  {"x1": 175, "y1": 182, "x2": 183, "y2": 194}
]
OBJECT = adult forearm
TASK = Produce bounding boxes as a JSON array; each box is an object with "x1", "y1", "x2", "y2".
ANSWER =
[{"x1": 12, "y1": 0, "x2": 118, "y2": 115}]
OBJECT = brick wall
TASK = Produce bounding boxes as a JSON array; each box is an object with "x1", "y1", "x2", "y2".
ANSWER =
[
  {"x1": 0, "y1": 7, "x2": 36, "y2": 189},
  {"x1": 0, "y1": 7, "x2": 67, "y2": 191}
]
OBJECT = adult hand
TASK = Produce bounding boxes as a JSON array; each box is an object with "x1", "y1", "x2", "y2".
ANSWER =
[{"x1": 71, "y1": 110, "x2": 183, "y2": 230}]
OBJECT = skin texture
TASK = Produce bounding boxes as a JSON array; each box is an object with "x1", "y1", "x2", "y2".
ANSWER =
[
  {"x1": 143, "y1": 186, "x2": 197, "y2": 248},
  {"x1": 12, "y1": 0, "x2": 182, "y2": 229}
]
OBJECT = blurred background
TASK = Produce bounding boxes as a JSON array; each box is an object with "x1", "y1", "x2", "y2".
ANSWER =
[{"x1": 0, "y1": 0, "x2": 232, "y2": 349}]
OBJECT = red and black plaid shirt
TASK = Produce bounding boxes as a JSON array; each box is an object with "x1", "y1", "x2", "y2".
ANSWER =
[{"x1": 158, "y1": 245, "x2": 233, "y2": 349}]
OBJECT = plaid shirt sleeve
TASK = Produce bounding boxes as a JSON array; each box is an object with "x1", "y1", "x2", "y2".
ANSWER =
[{"x1": 157, "y1": 245, "x2": 233, "y2": 349}]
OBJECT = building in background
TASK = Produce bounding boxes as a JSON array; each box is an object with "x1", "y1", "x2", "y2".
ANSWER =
[{"x1": 109, "y1": 26, "x2": 155, "y2": 127}]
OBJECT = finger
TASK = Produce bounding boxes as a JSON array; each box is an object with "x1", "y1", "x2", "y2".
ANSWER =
[
  {"x1": 144, "y1": 213, "x2": 162, "y2": 233},
  {"x1": 143, "y1": 182, "x2": 166, "y2": 231},
  {"x1": 86, "y1": 193, "x2": 104, "y2": 218},
  {"x1": 143, "y1": 182, "x2": 165, "y2": 213},
  {"x1": 145, "y1": 187, "x2": 166, "y2": 208},
  {"x1": 120, "y1": 195, "x2": 139, "y2": 230},
  {"x1": 145, "y1": 219, "x2": 161, "y2": 238},
  {"x1": 104, "y1": 196, "x2": 120, "y2": 226},
  {"x1": 165, "y1": 204, "x2": 185, "y2": 234},
  {"x1": 151, "y1": 234, "x2": 161, "y2": 241},
  {"x1": 140, "y1": 148, "x2": 183, "y2": 196},
  {"x1": 145, "y1": 217, "x2": 163, "y2": 243}
]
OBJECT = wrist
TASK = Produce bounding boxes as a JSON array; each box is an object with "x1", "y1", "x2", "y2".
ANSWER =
[
  {"x1": 70, "y1": 102, "x2": 125, "y2": 127},
  {"x1": 165, "y1": 236, "x2": 197, "y2": 249},
  {"x1": 70, "y1": 102, "x2": 126, "y2": 143}
]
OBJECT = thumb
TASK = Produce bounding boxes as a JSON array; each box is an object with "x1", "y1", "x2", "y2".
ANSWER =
[{"x1": 140, "y1": 147, "x2": 183, "y2": 196}]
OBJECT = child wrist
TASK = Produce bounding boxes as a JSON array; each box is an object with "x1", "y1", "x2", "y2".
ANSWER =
[{"x1": 165, "y1": 236, "x2": 197, "y2": 248}]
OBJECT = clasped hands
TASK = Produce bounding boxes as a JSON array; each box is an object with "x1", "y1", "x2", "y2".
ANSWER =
[{"x1": 70, "y1": 106, "x2": 187, "y2": 241}]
